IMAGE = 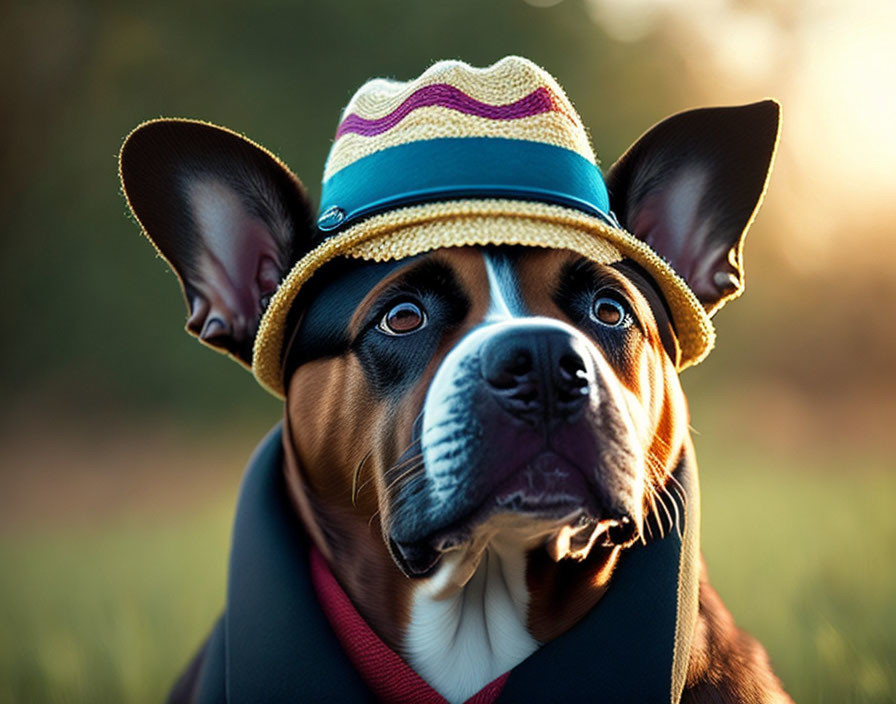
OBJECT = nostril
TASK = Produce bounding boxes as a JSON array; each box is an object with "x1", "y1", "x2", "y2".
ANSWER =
[
  {"x1": 558, "y1": 353, "x2": 587, "y2": 385},
  {"x1": 485, "y1": 350, "x2": 533, "y2": 390},
  {"x1": 507, "y1": 351, "x2": 533, "y2": 377},
  {"x1": 557, "y1": 387, "x2": 588, "y2": 406},
  {"x1": 557, "y1": 353, "x2": 590, "y2": 409}
]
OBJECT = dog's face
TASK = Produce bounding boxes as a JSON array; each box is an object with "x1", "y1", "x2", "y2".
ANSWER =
[{"x1": 284, "y1": 246, "x2": 688, "y2": 580}]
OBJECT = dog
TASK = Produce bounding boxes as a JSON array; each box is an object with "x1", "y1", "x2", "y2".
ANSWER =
[{"x1": 120, "y1": 57, "x2": 792, "y2": 703}]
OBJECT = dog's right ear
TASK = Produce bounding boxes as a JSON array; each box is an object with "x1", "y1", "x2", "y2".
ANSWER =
[
  {"x1": 606, "y1": 101, "x2": 780, "y2": 317},
  {"x1": 119, "y1": 119, "x2": 314, "y2": 368}
]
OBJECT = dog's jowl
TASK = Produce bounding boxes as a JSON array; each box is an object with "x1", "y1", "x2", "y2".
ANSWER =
[{"x1": 120, "y1": 57, "x2": 792, "y2": 703}]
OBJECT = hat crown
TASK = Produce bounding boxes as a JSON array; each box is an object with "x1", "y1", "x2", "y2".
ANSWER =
[
  {"x1": 317, "y1": 57, "x2": 612, "y2": 236},
  {"x1": 323, "y1": 56, "x2": 596, "y2": 182}
]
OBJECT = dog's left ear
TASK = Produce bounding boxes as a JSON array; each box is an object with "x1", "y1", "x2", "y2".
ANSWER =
[
  {"x1": 120, "y1": 119, "x2": 315, "y2": 367},
  {"x1": 606, "y1": 100, "x2": 780, "y2": 315}
]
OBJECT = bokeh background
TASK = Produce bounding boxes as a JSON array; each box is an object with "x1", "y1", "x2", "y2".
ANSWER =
[{"x1": 2, "y1": 0, "x2": 894, "y2": 701}]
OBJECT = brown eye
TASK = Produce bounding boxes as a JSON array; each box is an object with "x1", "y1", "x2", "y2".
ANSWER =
[
  {"x1": 379, "y1": 301, "x2": 426, "y2": 336},
  {"x1": 590, "y1": 296, "x2": 627, "y2": 328}
]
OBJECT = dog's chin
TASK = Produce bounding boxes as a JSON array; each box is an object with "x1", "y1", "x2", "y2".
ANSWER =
[{"x1": 388, "y1": 451, "x2": 639, "y2": 579}]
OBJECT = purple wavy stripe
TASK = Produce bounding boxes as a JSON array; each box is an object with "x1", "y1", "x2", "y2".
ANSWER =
[{"x1": 335, "y1": 84, "x2": 559, "y2": 139}]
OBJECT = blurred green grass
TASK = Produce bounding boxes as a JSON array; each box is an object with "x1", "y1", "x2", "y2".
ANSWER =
[
  {"x1": 0, "y1": 502, "x2": 231, "y2": 704},
  {"x1": 1, "y1": 438, "x2": 893, "y2": 704},
  {"x1": 696, "y1": 448, "x2": 896, "y2": 703}
]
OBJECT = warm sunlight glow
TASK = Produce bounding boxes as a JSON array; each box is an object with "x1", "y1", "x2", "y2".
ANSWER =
[
  {"x1": 789, "y1": 2, "x2": 896, "y2": 202},
  {"x1": 585, "y1": 0, "x2": 896, "y2": 257}
]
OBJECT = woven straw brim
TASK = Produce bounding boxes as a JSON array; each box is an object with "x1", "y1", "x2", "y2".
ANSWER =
[{"x1": 253, "y1": 200, "x2": 715, "y2": 398}]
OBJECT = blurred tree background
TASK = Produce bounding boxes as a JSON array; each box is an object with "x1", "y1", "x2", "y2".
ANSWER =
[{"x1": 1, "y1": 0, "x2": 894, "y2": 702}]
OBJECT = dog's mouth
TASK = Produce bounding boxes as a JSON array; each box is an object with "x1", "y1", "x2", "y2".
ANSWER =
[{"x1": 389, "y1": 451, "x2": 639, "y2": 578}]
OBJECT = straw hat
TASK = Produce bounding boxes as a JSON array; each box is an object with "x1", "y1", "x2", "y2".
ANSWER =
[{"x1": 252, "y1": 56, "x2": 714, "y2": 397}]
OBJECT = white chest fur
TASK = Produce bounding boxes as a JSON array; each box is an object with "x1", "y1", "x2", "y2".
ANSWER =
[{"x1": 404, "y1": 540, "x2": 539, "y2": 704}]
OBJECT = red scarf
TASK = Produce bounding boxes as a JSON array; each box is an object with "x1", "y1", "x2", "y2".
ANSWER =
[{"x1": 309, "y1": 546, "x2": 509, "y2": 703}]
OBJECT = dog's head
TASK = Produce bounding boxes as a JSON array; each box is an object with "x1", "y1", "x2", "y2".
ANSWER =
[
  {"x1": 120, "y1": 60, "x2": 778, "y2": 651},
  {"x1": 278, "y1": 245, "x2": 688, "y2": 580}
]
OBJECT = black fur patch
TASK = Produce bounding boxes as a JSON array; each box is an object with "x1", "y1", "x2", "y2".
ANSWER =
[
  {"x1": 282, "y1": 258, "x2": 411, "y2": 379},
  {"x1": 351, "y1": 259, "x2": 469, "y2": 399},
  {"x1": 552, "y1": 257, "x2": 644, "y2": 377},
  {"x1": 282, "y1": 256, "x2": 469, "y2": 400}
]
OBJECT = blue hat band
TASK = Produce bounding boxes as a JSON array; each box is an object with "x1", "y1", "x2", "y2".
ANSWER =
[{"x1": 317, "y1": 137, "x2": 613, "y2": 234}]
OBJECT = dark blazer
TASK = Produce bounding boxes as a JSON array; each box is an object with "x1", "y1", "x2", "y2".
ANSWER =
[{"x1": 169, "y1": 425, "x2": 697, "y2": 703}]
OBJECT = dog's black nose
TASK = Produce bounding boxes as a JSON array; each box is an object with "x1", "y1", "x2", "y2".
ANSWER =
[{"x1": 481, "y1": 324, "x2": 592, "y2": 424}]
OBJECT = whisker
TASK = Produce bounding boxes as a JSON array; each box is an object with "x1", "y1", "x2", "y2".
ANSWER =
[
  {"x1": 385, "y1": 450, "x2": 424, "y2": 478},
  {"x1": 353, "y1": 449, "x2": 423, "y2": 498},
  {"x1": 352, "y1": 450, "x2": 373, "y2": 506},
  {"x1": 412, "y1": 406, "x2": 425, "y2": 427},
  {"x1": 664, "y1": 475, "x2": 688, "y2": 526},
  {"x1": 385, "y1": 463, "x2": 424, "y2": 493},
  {"x1": 643, "y1": 449, "x2": 671, "y2": 482},
  {"x1": 355, "y1": 474, "x2": 377, "y2": 497},
  {"x1": 661, "y1": 484, "x2": 683, "y2": 539},
  {"x1": 383, "y1": 459, "x2": 425, "y2": 495},
  {"x1": 656, "y1": 488, "x2": 675, "y2": 536},
  {"x1": 650, "y1": 497, "x2": 666, "y2": 540},
  {"x1": 655, "y1": 502, "x2": 667, "y2": 540},
  {"x1": 667, "y1": 471, "x2": 687, "y2": 501},
  {"x1": 643, "y1": 514, "x2": 655, "y2": 542},
  {"x1": 641, "y1": 448, "x2": 690, "y2": 538},
  {"x1": 669, "y1": 482, "x2": 687, "y2": 514},
  {"x1": 391, "y1": 434, "x2": 423, "y2": 465},
  {"x1": 637, "y1": 517, "x2": 648, "y2": 546}
]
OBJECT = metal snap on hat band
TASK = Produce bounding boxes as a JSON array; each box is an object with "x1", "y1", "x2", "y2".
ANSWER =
[{"x1": 316, "y1": 137, "x2": 614, "y2": 235}]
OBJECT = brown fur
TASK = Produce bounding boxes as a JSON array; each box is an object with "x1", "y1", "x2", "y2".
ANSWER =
[{"x1": 524, "y1": 543, "x2": 618, "y2": 642}]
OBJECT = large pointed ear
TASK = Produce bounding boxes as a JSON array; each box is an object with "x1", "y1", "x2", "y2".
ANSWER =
[
  {"x1": 119, "y1": 119, "x2": 315, "y2": 367},
  {"x1": 606, "y1": 100, "x2": 780, "y2": 315}
]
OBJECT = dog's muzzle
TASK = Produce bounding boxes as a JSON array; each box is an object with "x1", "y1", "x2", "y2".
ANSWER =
[{"x1": 387, "y1": 317, "x2": 644, "y2": 577}]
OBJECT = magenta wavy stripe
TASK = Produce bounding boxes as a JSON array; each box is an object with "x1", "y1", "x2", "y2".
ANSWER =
[{"x1": 335, "y1": 84, "x2": 566, "y2": 139}]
